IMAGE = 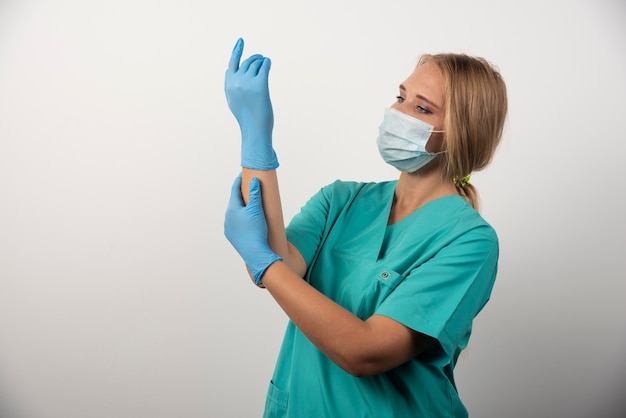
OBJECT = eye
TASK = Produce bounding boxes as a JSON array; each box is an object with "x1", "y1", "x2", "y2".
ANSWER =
[
  {"x1": 417, "y1": 105, "x2": 432, "y2": 115},
  {"x1": 395, "y1": 95, "x2": 405, "y2": 103}
]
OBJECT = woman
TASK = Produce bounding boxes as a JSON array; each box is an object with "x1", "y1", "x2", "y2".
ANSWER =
[{"x1": 224, "y1": 37, "x2": 507, "y2": 417}]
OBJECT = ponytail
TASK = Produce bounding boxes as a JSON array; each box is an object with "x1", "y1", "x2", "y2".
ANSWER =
[{"x1": 455, "y1": 181, "x2": 480, "y2": 212}]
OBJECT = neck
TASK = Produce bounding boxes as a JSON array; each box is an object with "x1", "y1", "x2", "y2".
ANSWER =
[{"x1": 388, "y1": 167, "x2": 457, "y2": 225}]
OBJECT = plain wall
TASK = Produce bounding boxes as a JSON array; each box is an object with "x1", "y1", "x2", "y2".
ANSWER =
[{"x1": 1, "y1": 0, "x2": 625, "y2": 417}]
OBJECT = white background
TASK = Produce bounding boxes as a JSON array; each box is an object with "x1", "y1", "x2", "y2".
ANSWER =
[{"x1": 0, "y1": 1, "x2": 624, "y2": 417}]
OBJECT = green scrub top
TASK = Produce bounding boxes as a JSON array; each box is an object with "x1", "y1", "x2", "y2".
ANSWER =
[{"x1": 264, "y1": 180, "x2": 499, "y2": 418}]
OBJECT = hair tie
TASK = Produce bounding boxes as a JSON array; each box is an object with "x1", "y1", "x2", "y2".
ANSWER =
[{"x1": 454, "y1": 174, "x2": 471, "y2": 188}]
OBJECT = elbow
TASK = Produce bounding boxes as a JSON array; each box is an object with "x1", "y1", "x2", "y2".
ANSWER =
[
  {"x1": 337, "y1": 357, "x2": 384, "y2": 378},
  {"x1": 345, "y1": 367, "x2": 373, "y2": 378},
  {"x1": 337, "y1": 349, "x2": 416, "y2": 377},
  {"x1": 328, "y1": 341, "x2": 394, "y2": 377}
]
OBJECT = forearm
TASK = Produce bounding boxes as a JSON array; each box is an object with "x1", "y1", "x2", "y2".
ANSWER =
[
  {"x1": 240, "y1": 168, "x2": 289, "y2": 260},
  {"x1": 262, "y1": 261, "x2": 370, "y2": 374},
  {"x1": 261, "y1": 261, "x2": 426, "y2": 376}
]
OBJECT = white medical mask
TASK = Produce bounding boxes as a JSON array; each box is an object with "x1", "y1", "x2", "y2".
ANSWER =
[{"x1": 376, "y1": 108, "x2": 444, "y2": 172}]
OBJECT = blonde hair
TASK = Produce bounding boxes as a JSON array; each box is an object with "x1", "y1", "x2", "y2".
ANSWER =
[{"x1": 418, "y1": 53, "x2": 508, "y2": 211}]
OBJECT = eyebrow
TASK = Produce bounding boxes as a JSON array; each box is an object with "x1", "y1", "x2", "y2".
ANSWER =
[{"x1": 399, "y1": 84, "x2": 442, "y2": 111}]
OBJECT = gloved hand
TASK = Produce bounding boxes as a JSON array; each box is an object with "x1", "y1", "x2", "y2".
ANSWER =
[
  {"x1": 224, "y1": 38, "x2": 279, "y2": 170},
  {"x1": 224, "y1": 174, "x2": 282, "y2": 285}
]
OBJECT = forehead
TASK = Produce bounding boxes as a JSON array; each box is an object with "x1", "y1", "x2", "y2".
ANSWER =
[{"x1": 402, "y1": 62, "x2": 445, "y2": 103}]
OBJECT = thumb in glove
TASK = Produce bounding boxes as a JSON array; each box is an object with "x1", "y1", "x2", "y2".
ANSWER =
[{"x1": 224, "y1": 174, "x2": 282, "y2": 285}]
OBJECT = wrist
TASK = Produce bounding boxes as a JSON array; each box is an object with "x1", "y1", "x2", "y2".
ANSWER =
[
  {"x1": 241, "y1": 143, "x2": 279, "y2": 170},
  {"x1": 252, "y1": 255, "x2": 283, "y2": 286}
]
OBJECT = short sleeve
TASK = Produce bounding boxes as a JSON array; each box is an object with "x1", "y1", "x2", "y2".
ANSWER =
[
  {"x1": 375, "y1": 225, "x2": 499, "y2": 362},
  {"x1": 286, "y1": 180, "x2": 368, "y2": 269},
  {"x1": 285, "y1": 185, "x2": 333, "y2": 268}
]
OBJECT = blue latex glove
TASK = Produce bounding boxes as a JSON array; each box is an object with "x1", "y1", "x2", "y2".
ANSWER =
[
  {"x1": 224, "y1": 38, "x2": 279, "y2": 170},
  {"x1": 224, "y1": 174, "x2": 282, "y2": 285}
]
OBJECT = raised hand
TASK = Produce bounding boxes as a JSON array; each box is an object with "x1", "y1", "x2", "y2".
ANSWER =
[{"x1": 224, "y1": 38, "x2": 279, "y2": 170}]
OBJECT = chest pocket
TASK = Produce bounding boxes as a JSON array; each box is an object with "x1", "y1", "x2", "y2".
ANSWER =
[{"x1": 326, "y1": 248, "x2": 406, "y2": 320}]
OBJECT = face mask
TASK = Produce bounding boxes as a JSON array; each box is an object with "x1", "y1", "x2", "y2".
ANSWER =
[{"x1": 376, "y1": 108, "x2": 444, "y2": 173}]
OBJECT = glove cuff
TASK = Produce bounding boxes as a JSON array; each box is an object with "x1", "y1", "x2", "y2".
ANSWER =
[
  {"x1": 252, "y1": 254, "x2": 283, "y2": 286},
  {"x1": 241, "y1": 147, "x2": 279, "y2": 170}
]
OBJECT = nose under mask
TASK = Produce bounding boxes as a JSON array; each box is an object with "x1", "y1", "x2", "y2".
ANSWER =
[{"x1": 376, "y1": 108, "x2": 444, "y2": 173}]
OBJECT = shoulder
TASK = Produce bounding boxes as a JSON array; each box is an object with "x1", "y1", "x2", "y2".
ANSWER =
[
  {"x1": 457, "y1": 201, "x2": 498, "y2": 242},
  {"x1": 450, "y1": 202, "x2": 499, "y2": 260},
  {"x1": 320, "y1": 179, "x2": 396, "y2": 200},
  {"x1": 425, "y1": 196, "x2": 498, "y2": 249}
]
